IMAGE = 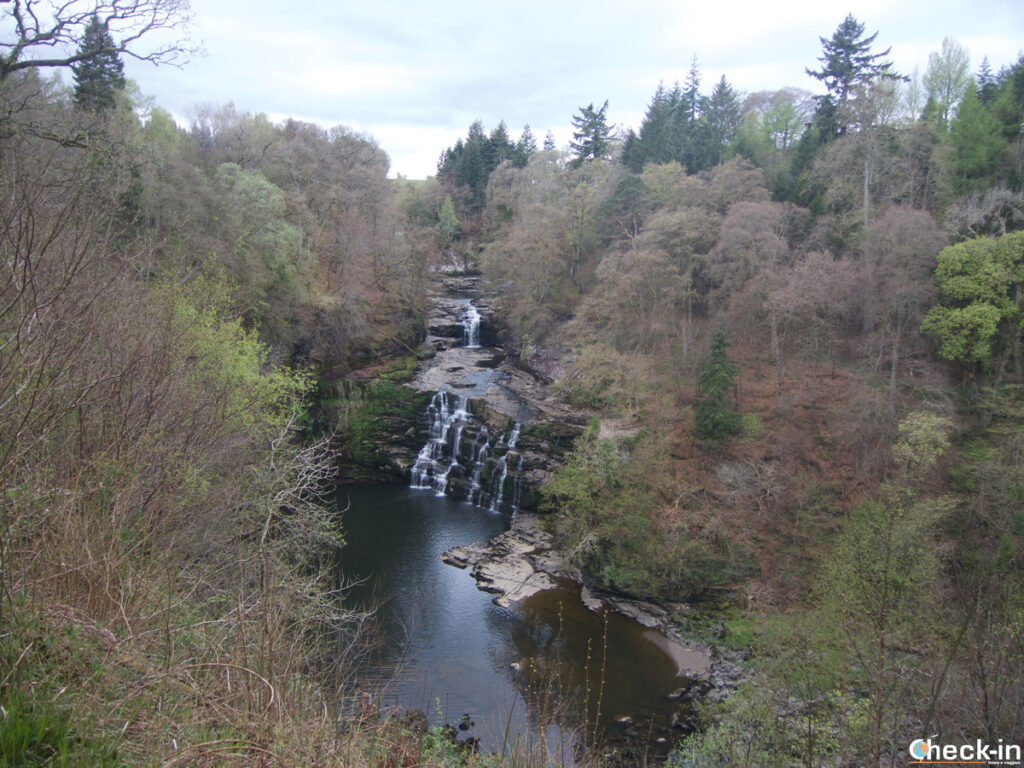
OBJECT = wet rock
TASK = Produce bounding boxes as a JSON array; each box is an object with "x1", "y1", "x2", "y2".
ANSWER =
[
  {"x1": 442, "y1": 514, "x2": 566, "y2": 607},
  {"x1": 603, "y1": 596, "x2": 668, "y2": 628},
  {"x1": 580, "y1": 585, "x2": 604, "y2": 612}
]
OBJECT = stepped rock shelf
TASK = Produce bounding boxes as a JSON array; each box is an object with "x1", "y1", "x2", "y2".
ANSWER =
[{"x1": 403, "y1": 276, "x2": 586, "y2": 512}]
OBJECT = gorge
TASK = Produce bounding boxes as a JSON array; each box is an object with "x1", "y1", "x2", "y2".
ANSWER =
[{"x1": 337, "y1": 276, "x2": 737, "y2": 758}]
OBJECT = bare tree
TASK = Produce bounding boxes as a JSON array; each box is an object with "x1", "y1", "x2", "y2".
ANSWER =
[
  {"x1": 0, "y1": 0, "x2": 193, "y2": 80},
  {"x1": 860, "y1": 206, "x2": 946, "y2": 417}
]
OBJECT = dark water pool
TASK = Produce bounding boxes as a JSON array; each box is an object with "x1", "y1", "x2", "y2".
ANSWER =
[{"x1": 337, "y1": 484, "x2": 690, "y2": 756}]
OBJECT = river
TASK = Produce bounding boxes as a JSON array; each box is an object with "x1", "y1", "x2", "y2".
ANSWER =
[{"x1": 338, "y1": 483, "x2": 693, "y2": 759}]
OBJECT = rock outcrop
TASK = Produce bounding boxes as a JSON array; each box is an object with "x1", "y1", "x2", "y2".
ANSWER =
[{"x1": 442, "y1": 514, "x2": 571, "y2": 607}]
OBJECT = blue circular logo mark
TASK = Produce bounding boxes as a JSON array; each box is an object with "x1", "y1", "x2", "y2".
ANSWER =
[{"x1": 909, "y1": 739, "x2": 931, "y2": 760}]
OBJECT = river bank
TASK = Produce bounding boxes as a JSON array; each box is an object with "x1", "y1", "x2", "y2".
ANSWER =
[{"x1": 441, "y1": 514, "x2": 747, "y2": 708}]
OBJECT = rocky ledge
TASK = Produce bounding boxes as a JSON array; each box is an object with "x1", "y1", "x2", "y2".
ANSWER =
[
  {"x1": 441, "y1": 514, "x2": 571, "y2": 607},
  {"x1": 442, "y1": 515, "x2": 746, "y2": 702}
]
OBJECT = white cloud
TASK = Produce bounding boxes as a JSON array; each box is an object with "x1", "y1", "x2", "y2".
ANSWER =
[{"x1": 124, "y1": 0, "x2": 1024, "y2": 178}]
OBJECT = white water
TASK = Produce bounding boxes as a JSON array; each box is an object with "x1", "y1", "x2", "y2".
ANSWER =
[
  {"x1": 410, "y1": 391, "x2": 524, "y2": 514},
  {"x1": 409, "y1": 391, "x2": 471, "y2": 495},
  {"x1": 463, "y1": 303, "x2": 481, "y2": 348}
]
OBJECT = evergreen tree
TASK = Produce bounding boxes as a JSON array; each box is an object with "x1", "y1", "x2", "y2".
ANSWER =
[
  {"x1": 487, "y1": 120, "x2": 514, "y2": 168},
  {"x1": 634, "y1": 82, "x2": 674, "y2": 169},
  {"x1": 977, "y1": 56, "x2": 998, "y2": 106},
  {"x1": 806, "y1": 14, "x2": 898, "y2": 138},
  {"x1": 682, "y1": 57, "x2": 702, "y2": 124},
  {"x1": 513, "y1": 124, "x2": 537, "y2": 166},
  {"x1": 543, "y1": 130, "x2": 557, "y2": 151},
  {"x1": 619, "y1": 129, "x2": 640, "y2": 172},
  {"x1": 72, "y1": 14, "x2": 125, "y2": 111},
  {"x1": 695, "y1": 321, "x2": 742, "y2": 443},
  {"x1": 948, "y1": 79, "x2": 1006, "y2": 194},
  {"x1": 569, "y1": 100, "x2": 612, "y2": 168},
  {"x1": 701, "y1": 75, "x2": 741, "y2": 168}
]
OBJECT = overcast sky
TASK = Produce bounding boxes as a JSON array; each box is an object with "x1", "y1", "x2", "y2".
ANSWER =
[{"x1": 123, "y1": 0, "x2": 1024, "y2": 179}]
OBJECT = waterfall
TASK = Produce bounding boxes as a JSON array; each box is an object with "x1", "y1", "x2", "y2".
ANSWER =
[
  {"x1": 466, "y1": 427, "x2": 489, "y2": 506},
  {"x1": 411, "y1": 393, "x2": 524, "y2": 513},
  {"x1": 488, "y1": 423, "x2": 520, "y2": 513},
  {"x1": 510, "y1": 452, "x2": 525, "y2": 515},
  {"x1": 463, "y1": 303, "x2": 481, "y2": 348},
  {"x1": 410, "y1": 391, "x2": 470, "y2": 495}
]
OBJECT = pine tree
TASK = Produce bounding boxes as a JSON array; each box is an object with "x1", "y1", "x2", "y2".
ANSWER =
[
  {"x1": 701, "y1": 75, "x2": 741, "y2": 168},
  {"x1": 514, "y1": 125, "x2": 537, "y2": 166},
  {"x1": 488, "y1": 121, "x2": 514, "y2": 168},
  {"x1": 977, "y1": 56, "x2": 998, "y2": 106},
  {"x1": 543, "y1": 130, "x2": 557, "y2": 151},
  {"x1": 632, "y1": 82, "x2": 674, "y2": 169},
  {"x1": 695, "y1": 322, "x2": 742, "y2": 443},
  {"x1": 806, "y1": 14, "x2": 899, "y2": 138},
  {"x1": 682, "y1": 58, "x2": 702, "y2": 124},
  {"x1": 72, "y1": 14, "x2": 126, "y2": 112},
  {"x1": 569, "y1": 100, "x2": 612, "y2": 168}
]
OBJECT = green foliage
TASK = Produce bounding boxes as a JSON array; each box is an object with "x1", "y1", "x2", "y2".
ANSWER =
[
  {"x1": 0, "y1": 695, "x2": 119, "y2": 767},
  {"x1": 921, "y1": 231, "x2": 1024, "y2": 376},
  {"x1": 557, "y1": 343, "x2": 641, "y2": 413},
  {"x1": 160, "y1": 273, "x2": 310, "y2": 433},
  {"x1": 542, "y1": 434, "x2": 624, "y2": 520},
  {"x1": 948, "y1": 80, "x2": 1008, "y2": 193},
  {"x1": 695, "y1": 322, "x2": 742, "y2": 444},
  {"x1": 806, "y1": 14, "x2": 899, "y2": 138},
  {"x1": 438, "y1": 193, "x2": 460, "y2": 247},
  {"x1": 334, "y1": 380, "x2": 428, "y2": 471},
  {"x1": 891, "y1": 410, "x2": 953, "y2": 478},
  {"x1": 544, "y1": 428, "x2": 757, "y2": 600},
  {"x1": 949, "y1": 386, "x2": 1024, "y2": 582},
  {"x1": 740, "y1": 412, "x2": 764, "y2": 439},
  {"x1": 436, "y1": 119, "x2": 534, "y2": 212}
]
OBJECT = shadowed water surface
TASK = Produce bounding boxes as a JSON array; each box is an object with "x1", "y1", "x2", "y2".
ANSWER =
[{"x1": 338, "y1": 484, "x2": 691, "y2": 755}]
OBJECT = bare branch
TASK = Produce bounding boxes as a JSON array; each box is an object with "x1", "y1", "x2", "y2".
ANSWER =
[{"x1": 1, "y1": 0, "x2": 194, "y2": 79}]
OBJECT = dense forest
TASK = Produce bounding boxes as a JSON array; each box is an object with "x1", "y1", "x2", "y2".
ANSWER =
[{"x1": 1, "y1": 2, "x2": 1023, "y2": 766}]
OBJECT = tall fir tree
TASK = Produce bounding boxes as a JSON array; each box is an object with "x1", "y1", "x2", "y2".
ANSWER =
[
  {"x1": 806, "y1": 14, "x2": 898, "y2": 138},
  {"x1": 633, "y1": 82, "x2": 674, "y2": 169},
  {"x1": 569, "y1": 100, "x2": 612, "y2": 168},
  {"x1": 514, "y1": 125, "x2": 538, "y2": 166},
  {"x1": 948, "y1": 79, "x2": 1006, "y2": 194},
  {"x1": 695, "y1": 321, "x2": 742, "y2": 443},
  {"x1": 701, "y1": 75, "x2": 741, "y2": 168},
  {"x1": 72, "y1": 14, "x2": 126, "y2": 112}
]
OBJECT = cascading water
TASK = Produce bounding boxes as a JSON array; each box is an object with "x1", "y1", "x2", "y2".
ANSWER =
[
  {"x1": 462, "y1": 303, "x2": 481, "y2": 348},
  {"x1": 410, "y1": 391, "x2": 471, "y2": 495},
  {"x1": 410, "y1": 392, "x2": 524, "y2": 513},
  {"x1": 488, "y1": 423, "x2": 520, "y2": 513}
]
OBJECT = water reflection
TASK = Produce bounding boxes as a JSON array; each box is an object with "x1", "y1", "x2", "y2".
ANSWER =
[{"x1": 337, "y1": 484, "x2": 691, "y2": 757}]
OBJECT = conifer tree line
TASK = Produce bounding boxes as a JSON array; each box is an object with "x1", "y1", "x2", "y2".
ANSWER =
[{"x1": 437, "y1": 14, "x2": 1023, "y2": 233}]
